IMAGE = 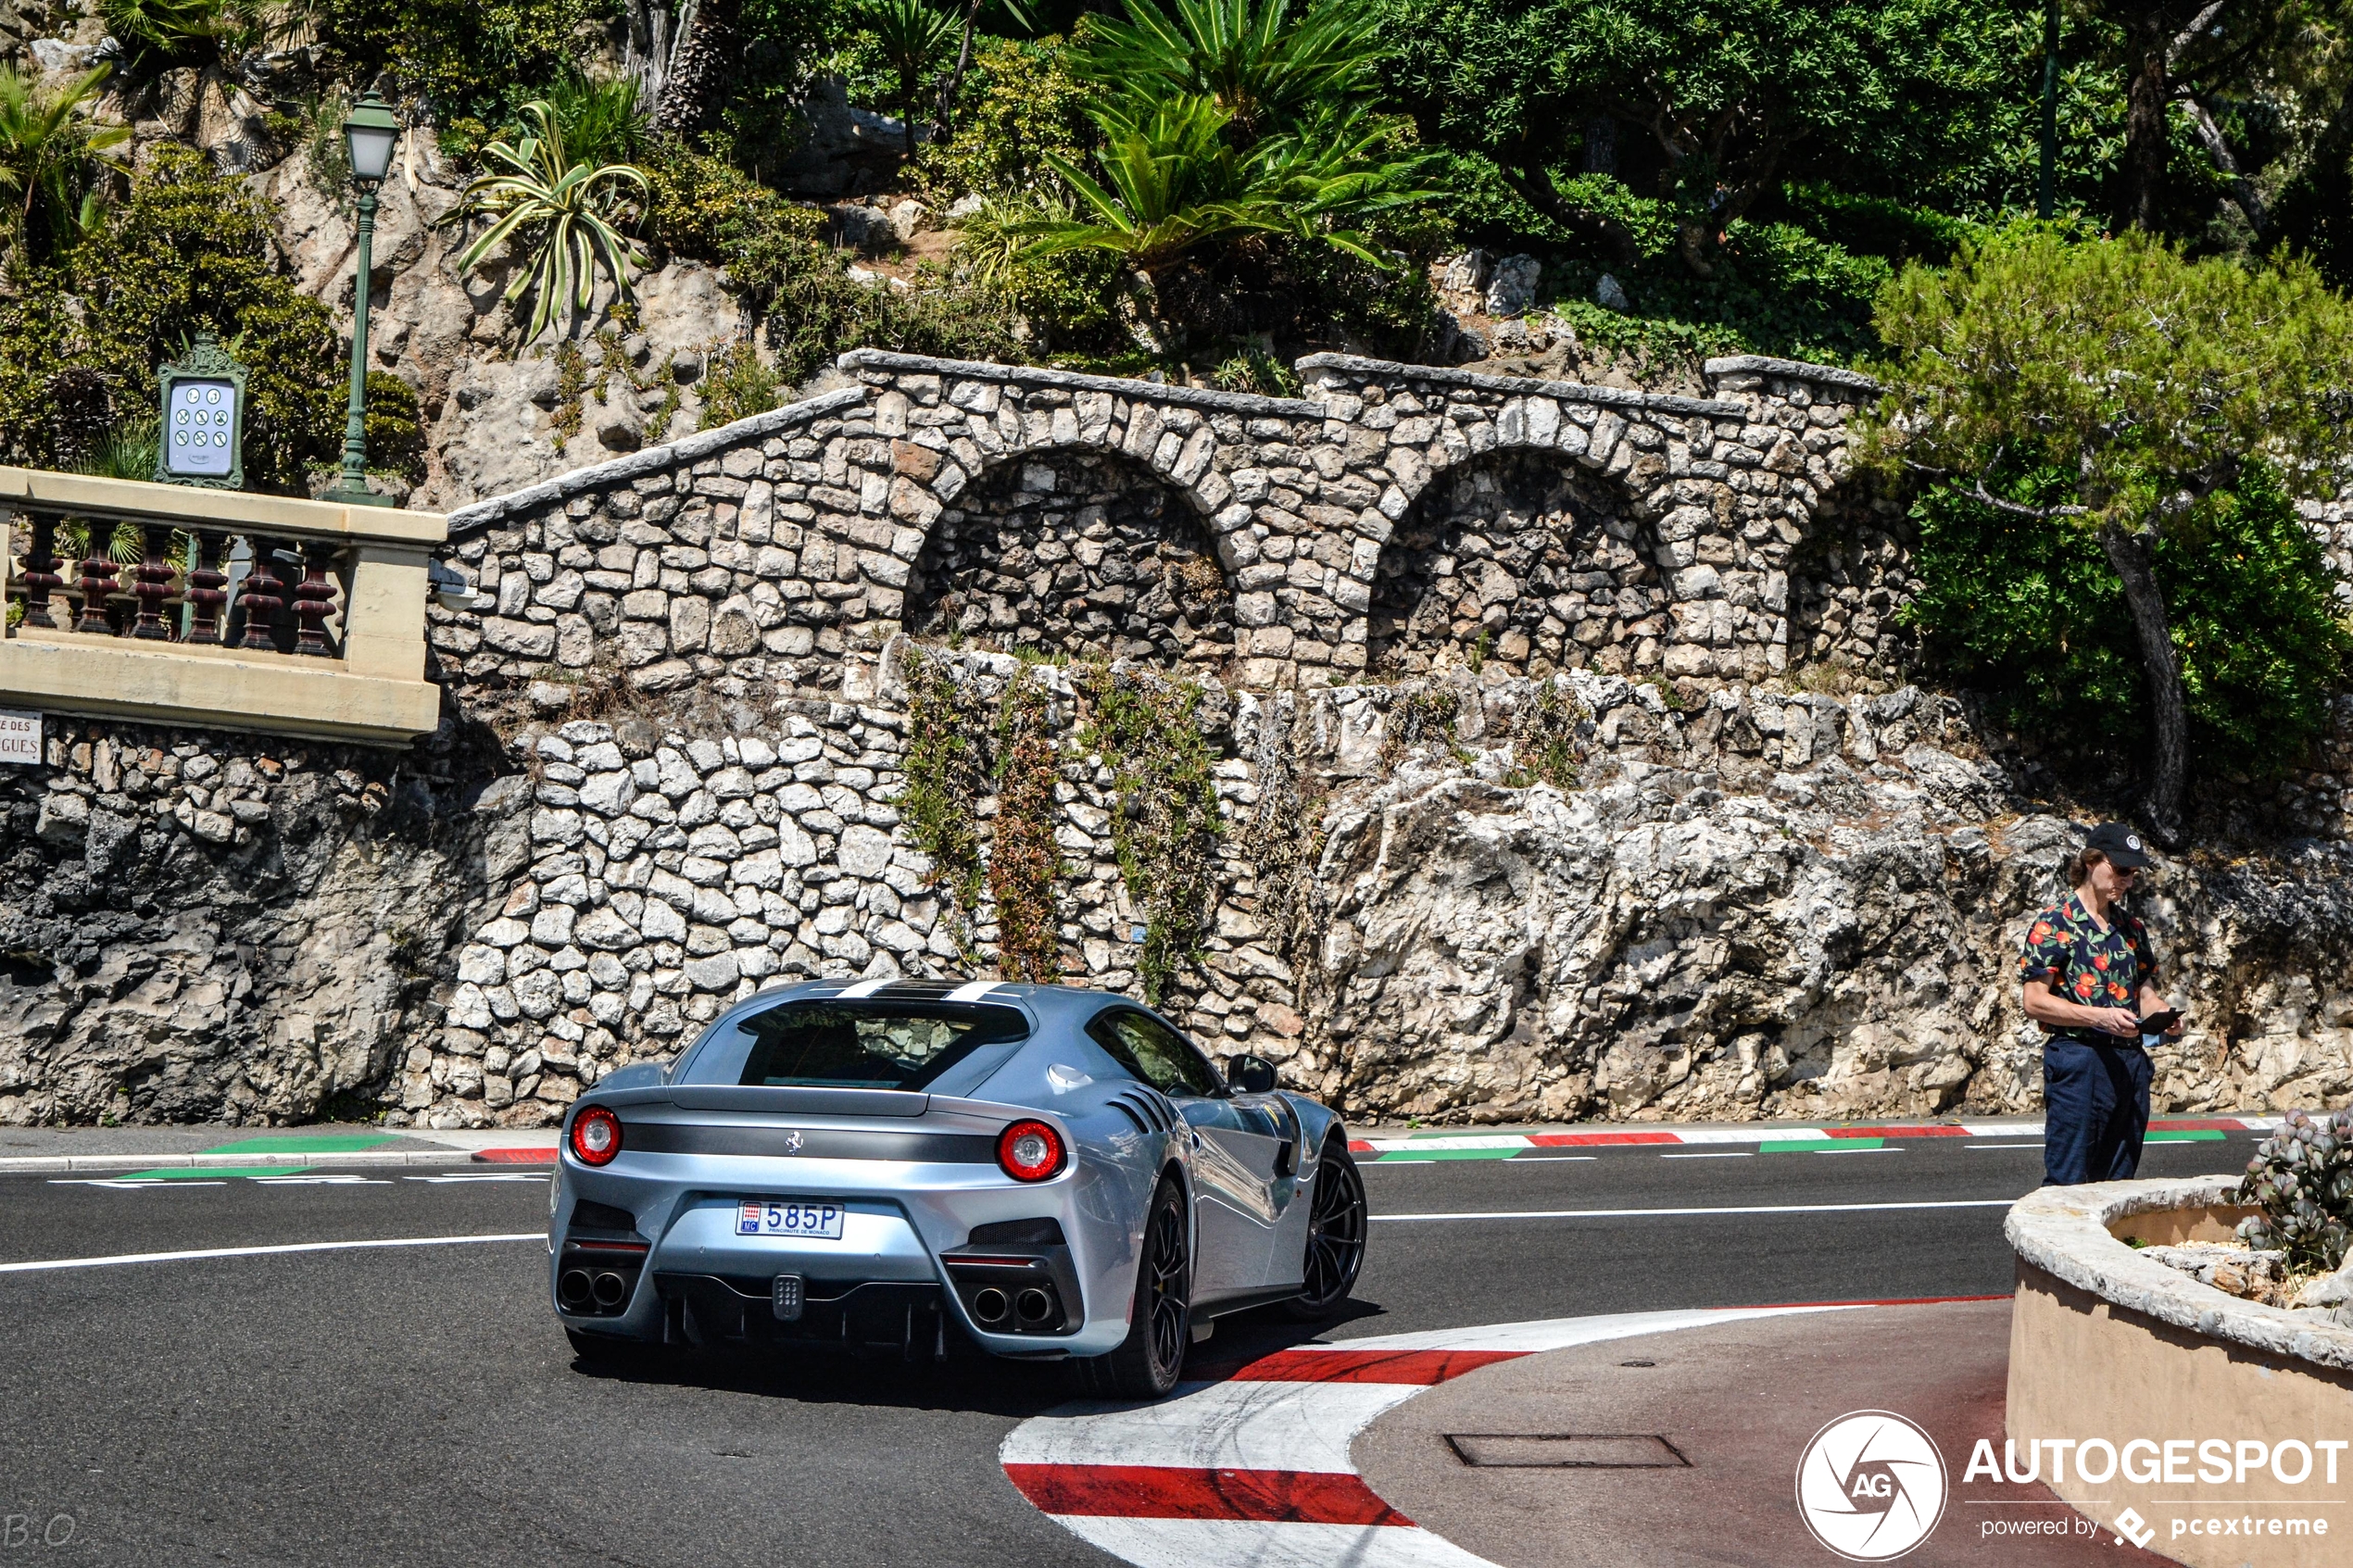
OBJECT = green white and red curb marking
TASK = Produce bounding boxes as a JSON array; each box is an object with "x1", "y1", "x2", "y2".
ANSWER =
[
  {"x1": 1002, "y1": 1304, "x2": 2006, "y2": 1567},
  {"x1": 1346, "y1": 1116, "x2": 2266, "y2": 1161},
  {"x1": 0, "y1": 1133, "x2": 560, "y2": 1176}
]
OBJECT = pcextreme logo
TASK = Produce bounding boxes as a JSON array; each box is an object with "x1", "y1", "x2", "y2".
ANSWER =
[{"x1": 1795, "y1": 1411, "x2": 1950, "y2": 1562}]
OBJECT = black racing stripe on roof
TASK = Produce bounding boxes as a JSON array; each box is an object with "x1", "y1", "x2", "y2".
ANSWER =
[{"x1": 624, "y1": 1123, "x2": 998, "y2": 1163}]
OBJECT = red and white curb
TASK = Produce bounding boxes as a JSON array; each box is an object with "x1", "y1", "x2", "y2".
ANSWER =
[{"x1": 1000, "y1": 1306, "x2": 1856, "y2": 1568}]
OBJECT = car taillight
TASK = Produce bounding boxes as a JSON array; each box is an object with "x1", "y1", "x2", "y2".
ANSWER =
[
  {"x1": 997, "y1": 1119, "x2": 1064, "y2": 1182},
  {"x1": 570, "y1": 1107, "x2": 623, "y2": 1166}
]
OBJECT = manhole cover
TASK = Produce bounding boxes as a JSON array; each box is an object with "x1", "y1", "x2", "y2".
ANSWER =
[{"x1": 1447, "y1": 1434, "x2": 1690, "y2": 1469}]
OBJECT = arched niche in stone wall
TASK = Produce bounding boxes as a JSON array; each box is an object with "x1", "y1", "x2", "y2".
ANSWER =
[
  {"x1": 1369, "y1": 448, "x2": 1660, "y2": 679},
  {"x1": 901, "y1": 446, "x2": 1236, "y2": 670}
]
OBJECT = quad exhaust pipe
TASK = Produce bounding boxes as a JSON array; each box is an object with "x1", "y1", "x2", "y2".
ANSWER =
[
  {"x1": 592, "y1": 1271, "x2": 628, "y2": 1308},
  {"x1": 1015, "y1": 1288, "x2": 1052, "y2": 1326},
  {"x1": 971, "y1": 1286, "x2": 1010, "y2": 1325},
  {"x1": 559, "y1": 1269, "x2": 594, "y2": 1309}
]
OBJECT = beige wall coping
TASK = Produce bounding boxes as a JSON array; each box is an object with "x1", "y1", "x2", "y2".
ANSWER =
[
  {"x1": 0, "y1": 633, "x2": 440, "y2": 746},
  {"x1": 0, "y1": 467, "x2": 448, "y2": 546},
  {"x1": 2007, "y1": 1176, "x2": 2353, "y2": 1372}
]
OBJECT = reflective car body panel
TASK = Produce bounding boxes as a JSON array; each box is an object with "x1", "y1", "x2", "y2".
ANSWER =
[{"x1": 548, "y1": 979, "x2": 1346, "y2": 1361}]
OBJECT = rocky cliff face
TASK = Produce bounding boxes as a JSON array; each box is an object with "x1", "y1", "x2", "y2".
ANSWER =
[
  {"x1": 247, "y1": 139, "x2": 750, "y2": 513},
  {"x1": 1289, "y1": 684, "x2": 2353, "y2": 1124},
  {"x1": 0, "y1": 718, "x2": 520, "y2": 1125}
]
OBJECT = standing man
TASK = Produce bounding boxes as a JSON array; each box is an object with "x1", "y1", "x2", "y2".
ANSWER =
[{"x1": 2018, "y1": 822, "x2": 2186, "y2": 1185}]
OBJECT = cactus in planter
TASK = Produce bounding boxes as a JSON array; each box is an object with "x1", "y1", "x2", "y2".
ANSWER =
[{"x1": 2234, "y1": 1109, "x2": 2353, "y2": 1272}]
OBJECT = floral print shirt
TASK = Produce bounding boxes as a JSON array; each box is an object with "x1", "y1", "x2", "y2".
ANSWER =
[{"x1": 2019, "y1": 893, "x2": 2158, "y2": 1042}]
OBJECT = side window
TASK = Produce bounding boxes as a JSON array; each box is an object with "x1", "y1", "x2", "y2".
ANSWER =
[{"x1": 1088, "y1": 1010, "x2": 1224, "y2": 1098}]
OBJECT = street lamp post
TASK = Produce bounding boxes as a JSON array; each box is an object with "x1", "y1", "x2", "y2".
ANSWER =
[{"x1": 324, "y1": 88, "x2": 402, "y2": 508}]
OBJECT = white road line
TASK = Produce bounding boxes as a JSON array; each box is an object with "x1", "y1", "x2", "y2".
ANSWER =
[
  {"x1": 1369, "y1": 1198, "x2": 2018, "y2": 1223},
  {"x1": 1504, "y1": 1155, "x2": 1596, "y2": 1162},
  {"x1": 251, "y1": 1175, "x2": 391, "y2": 1185},
  {"x1": 1661, "y1": 1151, "x2": 1753, "y2": 1160},
  {"x1": 405, "y1": 1173, "x2": 548, "y2": 1184},
  {"x1": 0, "y1": 1233, "x2": 544, "y2": 1274},
  {"x1": 1815, "y1": 1147, "x2": 1902, "y2": 1155},
  {"x1": 46, "y1": 1179, "x2": 226, "y2": 1189},
  {"x1": 1970, "y1": 1143, "x2": 2045, "y2": 1150}
]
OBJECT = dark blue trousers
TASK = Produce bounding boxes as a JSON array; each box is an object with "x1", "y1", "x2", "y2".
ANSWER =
[{"x1": 2042, "y1": 1037, "x2": 2153, "y2": 1185}]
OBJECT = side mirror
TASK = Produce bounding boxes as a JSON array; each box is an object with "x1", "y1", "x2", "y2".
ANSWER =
[{"x1": 1226, "y1": 1053, "x2": 1277, "y2": 1095}]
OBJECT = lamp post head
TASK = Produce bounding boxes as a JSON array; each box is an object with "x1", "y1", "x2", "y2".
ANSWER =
[{"x1": 342, "y1": 89, "x2": 399, "y2": 189}]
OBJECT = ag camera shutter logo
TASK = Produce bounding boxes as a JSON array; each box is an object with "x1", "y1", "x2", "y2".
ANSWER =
[{"x1": 1795, "y1": 1411, "x2": 1948, "y2": 1561}]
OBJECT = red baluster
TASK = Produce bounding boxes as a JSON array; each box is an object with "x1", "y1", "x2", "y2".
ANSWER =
[
  {"x1": 183, "y1": 531, "x2": 228, "y2": 645},
  {"x1": 294, "y1": 540, "x2": 337, "y2": 656},
  {"x1": 238, "y1": 536, "x2": 285, "y2": 651},
  {"x1": 75, "y1": 526, "x2": 118, "y2": 634},
  {"x1": 132, "y1": 524, "x2": 175, "y2": 640},
  {"x1": 19, "y1": 516, "x2": 62, "y2": 629}
]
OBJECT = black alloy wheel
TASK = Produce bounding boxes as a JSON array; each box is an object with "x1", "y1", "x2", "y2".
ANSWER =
[
  {"x1": 1284, "y1": 1135, "x2": 1367, "y2": 1319},
  {"x1": 1083, "y1": 1176, "x2": 1191, "y2": 1399}
]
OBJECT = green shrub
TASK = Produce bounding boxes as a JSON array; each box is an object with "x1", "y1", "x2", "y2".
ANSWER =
[
  {"x1": 363, "y1": 370, "x2": 426, "y2": 483},
  {"x1": 744, "y1": 241, "x2": 1021, "y2": 385},
  {"x1": 697, "y1": 338, "x2": 783, "y2": 429},
  {"x1": 0, "y1": 144, "x2": 341, "y2": 492},
  {"x1": 321, "y1": 0, "x2": 613, "y2": 134},
  {"x1": 915, "y1": 35, "x2": 1095, "y2": 201},
  {"x1": 2236, "y1": 1110, "x2": 2353, "y2": 1273},
  {"x1": 640, "y1": 133, "x2": 826, "y2": 269}
]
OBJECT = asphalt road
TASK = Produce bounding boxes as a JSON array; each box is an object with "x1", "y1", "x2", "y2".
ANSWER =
[{"x1": 0, "y1": 1134, "x2": 2252, "y2": 1566}]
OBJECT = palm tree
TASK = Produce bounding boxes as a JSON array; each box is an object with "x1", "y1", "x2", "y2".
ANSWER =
[
  {"x1": 1013, "y1": 94, "x2": 1430, "y2": 345},
  {"x1": 0, "y1": 65, "x2": 129, "y2": 265},
  {"x1": 451, "y1": 101, "x2": 650, "y2": 341},
  {"x1": 1073, "y1": 0, "x2": 1382, "y2": 140},
  {"x1": 862, "y1": 0, "x2": 959, "y2": 159}
]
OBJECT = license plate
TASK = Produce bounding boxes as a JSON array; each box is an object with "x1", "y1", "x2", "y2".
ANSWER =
[{"x1": 736, "y1": 1198, "x2": 844, "y2": 1239}]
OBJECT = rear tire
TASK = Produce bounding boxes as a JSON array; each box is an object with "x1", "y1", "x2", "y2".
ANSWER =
[
  {"x1": 1081, "y1": 1176, "x2": 1190, "y2": 1399},
  {"x1": 1283, "y1": 1135, "x2": 1367, "y2": 1320}
]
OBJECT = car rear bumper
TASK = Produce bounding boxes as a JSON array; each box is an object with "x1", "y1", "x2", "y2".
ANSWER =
[{"x1": 549, "y1": 1150, "x2": 1137, "y2": 1358}]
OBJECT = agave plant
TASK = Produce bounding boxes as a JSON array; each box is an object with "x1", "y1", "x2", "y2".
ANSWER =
[
  {"x1": 0, "y1": 65, "x2": 128, "y2": 265},
  {"x1": 2235, "y1": 1108, "x2": 2353, "y2": 1273},
  {"x1": 451, "y1": 101, "x2": 649, "y2": 341}
]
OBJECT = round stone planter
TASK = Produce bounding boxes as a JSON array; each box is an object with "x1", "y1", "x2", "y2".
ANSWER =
[{"x1": 2007, "y1": 1176, "x2": 2353, "y2": 1567}]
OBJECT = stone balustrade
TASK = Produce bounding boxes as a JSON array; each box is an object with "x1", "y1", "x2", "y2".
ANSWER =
[{"x1": 1, "y1": 469, "x2": 447, "y2": 746}]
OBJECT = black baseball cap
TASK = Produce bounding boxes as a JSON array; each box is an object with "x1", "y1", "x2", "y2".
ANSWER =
[{"x1": 2086, "y1": 822, "x2": 2156, "y2": 870}]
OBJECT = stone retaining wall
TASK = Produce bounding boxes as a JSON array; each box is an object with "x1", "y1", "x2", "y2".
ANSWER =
[{"x1": 7, "y1": 348, "x2": 2353, "y2": 1129}]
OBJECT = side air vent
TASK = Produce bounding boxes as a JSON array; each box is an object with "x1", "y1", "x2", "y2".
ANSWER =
[
  {"x1": 571, "y1": 1198, "x2": 639, "y2": 1234},
  {"x1": 967, "y1": 1217, "x2": 1067, "y2": 1247},
  {"x1": 1110, "y1": 1099, "x2": 1152, "y2": 1136}
]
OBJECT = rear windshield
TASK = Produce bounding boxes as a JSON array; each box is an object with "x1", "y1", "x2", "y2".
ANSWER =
[{"x1": 680, "y1": 1000, "x2": 1032, "y2": 1091}]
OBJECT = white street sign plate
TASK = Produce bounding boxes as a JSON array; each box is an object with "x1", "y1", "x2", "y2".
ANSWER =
[
  {"x1": 165, "y1": 379, "x2": 237, "y2": 477},
  {"x1": 0, "y1": 709, "x2": 40, "y2": 764}
]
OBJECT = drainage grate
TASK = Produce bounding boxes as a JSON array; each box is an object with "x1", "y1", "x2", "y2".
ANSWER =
[{"x1": 1447, "y1": 1434, "x2": 1690, "y2": 1469}]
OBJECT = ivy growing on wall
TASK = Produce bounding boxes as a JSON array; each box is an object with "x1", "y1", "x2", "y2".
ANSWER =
[
  {"x1": 988, "y1": 671, "x2": 1065, "y2": 984},
  {"x1": 899, "y1": 646, "x2": 988, "y2": 964},
  {"x1": 1082, "y1": 665, "x2": 1227, "y2": 1007}
]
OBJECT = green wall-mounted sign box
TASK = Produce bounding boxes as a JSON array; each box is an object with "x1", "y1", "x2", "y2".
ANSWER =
[{"x1": 155, "y1": 334, "x2": 246, "y2": 491}]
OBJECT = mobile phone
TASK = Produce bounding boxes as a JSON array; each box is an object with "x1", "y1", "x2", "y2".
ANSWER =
[{"x1": 2138, "y1": 1008, "x2": 2183, "y2": 1035}]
